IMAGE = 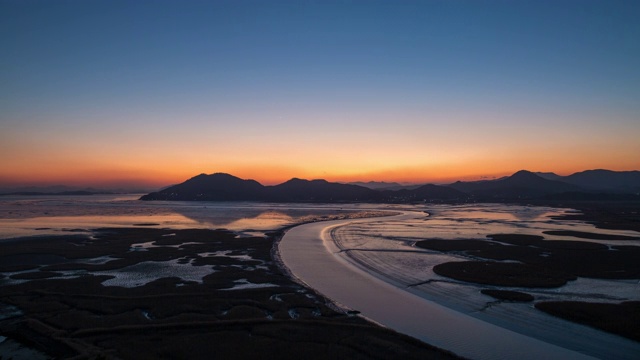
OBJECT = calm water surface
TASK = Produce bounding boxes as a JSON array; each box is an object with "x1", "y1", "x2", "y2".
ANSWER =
[{"x1": 0, "y1": 194, "x2": 398, "y2": 239}]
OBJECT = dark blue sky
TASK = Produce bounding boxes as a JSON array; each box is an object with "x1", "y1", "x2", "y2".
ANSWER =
[{"x1": 1, "y1": 0, "x2": 639, "y2": 186}]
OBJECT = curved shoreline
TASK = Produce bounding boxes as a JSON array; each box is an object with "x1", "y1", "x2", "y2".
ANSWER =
[{"x1": 279, "y1": 211, "x2": 600, "y2": 360}]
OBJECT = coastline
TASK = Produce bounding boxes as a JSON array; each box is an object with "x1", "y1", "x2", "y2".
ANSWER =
[{"x1": 279, "y1": 211, "x2": 639, "y2": 360}]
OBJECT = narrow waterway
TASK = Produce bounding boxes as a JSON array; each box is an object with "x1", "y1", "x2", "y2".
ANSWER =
[{"x1": 279, "y1": 212, "x2": 630, "y2": 360}]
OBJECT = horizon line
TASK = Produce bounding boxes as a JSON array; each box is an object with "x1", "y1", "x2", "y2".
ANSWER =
[{"x1": 3, "y1": 168, "x2": 638, "y2": 191}]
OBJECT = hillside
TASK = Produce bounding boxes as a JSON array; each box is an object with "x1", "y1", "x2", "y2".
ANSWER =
[{"x1": 141, "y1": 169, "x2": 640, "y2": 203}]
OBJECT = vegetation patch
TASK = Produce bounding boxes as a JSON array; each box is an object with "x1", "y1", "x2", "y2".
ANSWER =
[
  {"x1": 417, "y1": 234, "x2": 640, "y2": 282},
  {"x1": 535, "y1": 301, "x2": 640, "y2": 342},
  {"x1": 433, "y1": 261, "x2": 575, "y2": 288},
  {"x1": 542, "y1": 230, "x2": 640, "y2": 241},
  {"x1": 480, "y1": 289, "x2": 534, "y2": 302},
  {"x1": 0, "y1": 228, "x2": 459, "y2": 359}
]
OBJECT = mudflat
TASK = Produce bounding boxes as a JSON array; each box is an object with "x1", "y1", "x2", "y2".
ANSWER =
[
  {"x1": 415, "y1": 201, "x2": 640, "y2": 342},
  {"x1": 0, "y1": 227, "x2": 458, "y2": 359}
]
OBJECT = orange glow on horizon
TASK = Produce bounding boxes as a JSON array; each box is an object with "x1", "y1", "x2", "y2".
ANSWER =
[
  {"x1": 2, "y1": 157, "x2": 639, "y2": 190},
  {"x1": 2, "y1": 119, "x2": 639, "y2": 189}
]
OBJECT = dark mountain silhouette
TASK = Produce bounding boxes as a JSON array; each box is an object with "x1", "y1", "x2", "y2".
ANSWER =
[
  {"x1": 448, "y1": 170, "x2": 581, "y2": 199},
  {"x1": 140, "y1": 169, "x2": 640, "y2": 203},
  {"x1": 140, "y1": 173, "x2": 265, "y2": 201},
  {"x1": 562, "y1": 170, "x2": 640, "y2": 193},
  {"x1": 141, "y1": 173, "x2": 468, "y2": 202},
  {"x1": 141, "y1": 174, "x2": 382, "y2": 202},
  {"x1": 535, "y1": 172, "x2": 564, "y2": 181},
  {"x1": 411, "y1": 184, "x2": 468, "y2": 199},
  {"x1": 384, "y1": 184, "x2": 467, "y2": 202},
  {"x1": 446, "y1": 179, "x2": 497, "y2": 194},
  {"x1": 267, "y1": 178, "x2": 382, "y2": 202},
  {"x1": 533, "y1": 170, "x2": 640, "y2": 193},
  {"x1": 347, "y1": 181, "x2": 404, "y2": 190}
]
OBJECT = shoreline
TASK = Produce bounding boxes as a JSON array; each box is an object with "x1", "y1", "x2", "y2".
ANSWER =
[{"x1": 279, "y1": 210, "x2": 639, "y2": 359}]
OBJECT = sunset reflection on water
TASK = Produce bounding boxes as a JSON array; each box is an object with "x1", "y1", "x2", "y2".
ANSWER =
[{"x1": 0, "y1": 195, "x2": 389, "y2": 239}]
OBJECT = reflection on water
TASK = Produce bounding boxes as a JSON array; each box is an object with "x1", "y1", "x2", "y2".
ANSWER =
[
  {"x1": 0, "y1": 209, "x2": 296, "y2": 238},
  {"x1": 205, "y1": 210, "x2": 295, "y2": 230},
  {"x1": 0, "y1": 194, "x2": 400, "y2": 239},
  {"x1": 0, "y1": 214, "x2": 203, "y2": 239}
]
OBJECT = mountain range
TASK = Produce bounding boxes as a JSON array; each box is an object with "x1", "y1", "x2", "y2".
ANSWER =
[
  {"x1": 537, "y1": 170, "x2": 640, "y2": 193},
  {"x1": 140, "y1": 169, "x2": 640, "y2": 203}
]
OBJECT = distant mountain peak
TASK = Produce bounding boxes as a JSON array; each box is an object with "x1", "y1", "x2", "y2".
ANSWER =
[
  {"x1": 505, "y1": 170, "x2": 550, "y2": 184},
  {"x1": 284, "y1": 178, "x2": 311, "y2": 184},
  {"x1": 447, "y1": 169, "x2": 580, "y2": 199},
  {"x1": 211, "y1": 172, "x2": 239, "y2": 178},
  {"x1": 506, "y1": 170, "x2": 574, "y2": 187},
  {"x1": 511, "y1": 170, "x2": 537, "y2": 178},
  {"x1": 564, "y1": 169, "x2": 640, "y2": 192},
  {"x1": 140, "y1": 168, "x2": 640, "y2": 202},
  {"x1": 190, "y1": 172, "x2": 238, "y2": 180}
]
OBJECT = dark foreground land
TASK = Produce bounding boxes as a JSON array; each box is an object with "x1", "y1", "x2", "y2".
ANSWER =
[
  {"x1": 417, "y1": 201, "x2": 640, "y2": 342},
  {"x1": 0, "y1": 227, "x2": 458, "y2": 359}
]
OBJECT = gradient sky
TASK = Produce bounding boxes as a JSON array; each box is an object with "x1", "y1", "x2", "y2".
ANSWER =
[{"x1": 1, "y1": 0, "x2": 639, "y2": 189}]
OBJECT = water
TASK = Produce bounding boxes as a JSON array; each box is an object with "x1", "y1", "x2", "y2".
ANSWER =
[
  {"x1": 1, "y1": 195, "x2": 639, "y2": 358},
  {"x1": 0, "y1": 194, "x2": 398, "y2": 288},
  {"x1": 280, "y1": 211, "x2": 640, "y2": 360},
  {"x1": 329, "y1": 204, "x2": 640, "y2": 358},
  {"x1": 335, "y1": 204, "x2": 640, "y2": 301},
  {"x1": 345, "y1": 203, "x2": 639, "y2": 246},
  {"x1": 0, "y1": 194, "x2": 398, "y2": 239}
]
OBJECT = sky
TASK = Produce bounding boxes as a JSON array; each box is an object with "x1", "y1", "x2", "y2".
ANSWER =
[{"x1": 1, "y1": 0, "x2": 639, "y2": 189}]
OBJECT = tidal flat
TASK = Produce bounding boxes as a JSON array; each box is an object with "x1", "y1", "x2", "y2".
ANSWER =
[
  {"x1": 0, "y1": 196, "x2": 639, "y2": 359},
  {"x1": 324, "y1": 204, "x2": 640, "y2": 359},
  {"x1": 0, "y1": 226, "x2": 456, "y2": 359}
]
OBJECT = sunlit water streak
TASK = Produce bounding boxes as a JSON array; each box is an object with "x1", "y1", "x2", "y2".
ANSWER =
[
  {"x1": 0, "y1": 194, "x2": 403, "y2": 239},
  {"x1": 0, "y1": 195, "x2": 404, "y2": 289}
]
